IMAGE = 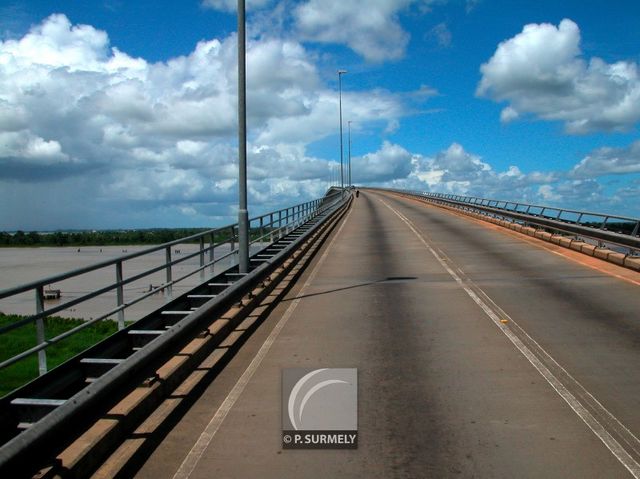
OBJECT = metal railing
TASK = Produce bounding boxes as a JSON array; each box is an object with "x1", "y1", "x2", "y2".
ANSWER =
[
  {"x1": 378, "y1": 189, "x2": 640, "y2": 253},
  {"x1": 0, "y1": 188, "x2": 352, "y2": 475},
  {"x1": 0, "y1": 190, "x2": 345, "y2": 376}
]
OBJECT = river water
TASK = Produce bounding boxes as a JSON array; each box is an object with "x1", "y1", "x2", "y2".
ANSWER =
[{"x1": 0, "y1": 244, "x2": 250, "y2": 322}]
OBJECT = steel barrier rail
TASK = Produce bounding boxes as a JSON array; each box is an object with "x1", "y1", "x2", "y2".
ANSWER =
[
  {"x1": 0, "y1": 190, "x2": 351, "y2": 475},
  {"x1": 0, "y1": 190, "x2": 344, "y2": 376},
  {"x1": 373, "y1": 188, "x2": 640, "y2": 253}
]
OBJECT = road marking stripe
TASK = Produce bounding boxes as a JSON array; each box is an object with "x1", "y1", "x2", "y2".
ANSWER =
[
  {"x1": 172, "y1": 208, "x2": 353, "y2": 479},
  {"x1": 380, "y1": 198, "x2": 640, "y2": 478}
]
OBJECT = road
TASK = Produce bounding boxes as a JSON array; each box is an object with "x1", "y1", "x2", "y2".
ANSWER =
[{"x1": 137, "y1": 190, "x2": 640, "y2": 478}]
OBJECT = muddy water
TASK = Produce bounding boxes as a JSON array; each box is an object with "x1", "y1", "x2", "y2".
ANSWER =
[{"x1": 0, "y1": 244, "x2": 248, "y2": 322}]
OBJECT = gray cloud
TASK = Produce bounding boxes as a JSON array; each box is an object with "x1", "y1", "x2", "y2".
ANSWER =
[{"x1": 571, "y1": 140, "x2": 640, "y2": 178}]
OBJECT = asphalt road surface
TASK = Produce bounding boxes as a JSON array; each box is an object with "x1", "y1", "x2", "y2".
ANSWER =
[{"x1": 137, "y1": 190, "x2": 640, "y2": 479}]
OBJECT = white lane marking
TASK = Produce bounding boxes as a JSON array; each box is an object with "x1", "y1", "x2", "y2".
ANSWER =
[
  {"x1": 379, "y1": 198, "x2": 640, "y2": 478},
  {"x1": 173, "y1": 208, "x2": 353, "y2": 479}
]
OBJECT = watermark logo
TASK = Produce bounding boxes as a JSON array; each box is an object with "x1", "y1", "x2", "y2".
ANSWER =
[{"x1": 282, "y1": 368, "x2": 358, "y2": 449}]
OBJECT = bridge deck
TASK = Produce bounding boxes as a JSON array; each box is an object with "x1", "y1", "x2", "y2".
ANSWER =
[{"x1": 136, "y1": 190, "x2": 640, "y2": 478}]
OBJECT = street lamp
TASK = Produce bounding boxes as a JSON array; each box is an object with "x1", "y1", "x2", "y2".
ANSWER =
[
  {"x1": 347, "y1": 120, "x2": 352, "y2": 187},
  {"x1": 237, "y1": 0, "x2": 249, "y2": 273},
  {"x1": 338, "y1": 69, "x2": 347, "y2": 191}
]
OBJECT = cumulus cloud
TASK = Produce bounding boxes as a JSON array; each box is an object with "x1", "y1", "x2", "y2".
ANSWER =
[
  {"x1": 293, "y1": 0, "x2": 438, "y2": 62},
  {"x1": 571, "y1": 140, "x2": 640, "y2": 178},
  {"x1": 352, "y1": 141, "x2": 559, "y2": 203},
  {"x1": 294, "y1": 0, "x2": 410, "y2": 62},
  {"x1": 352, "y1": 141, "x2": 414, "y2": 183},
  {"x1": 375, "y1": 140, "x2": 639, "y2": 216},
  {"x1": 205, "y1": 0, "x2": 446, "y2": 62},
  {"x1": 402, "y1": 143, "x2": 558, "y2": 200},
  {"x1": 478, "y1": 19, "x2": 640, "y2": 133},
  {"x1": 352, "y1": 139, "x2": 639, "y2": 216},
  {"x1": 0, "y1": 14, "x2": 420, "y2": 228}
]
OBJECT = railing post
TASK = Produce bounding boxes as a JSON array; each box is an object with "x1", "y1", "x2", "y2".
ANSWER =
[
  {"x1": 230, "y1": 226, "x2": 236, "y2": 261},
  {"x1": 270, "y1": 213, "x2": 274, "y2": 242},
  {"x1": 199, "y1": 237, "x2": 205, "y2": 281},
  {"x1": 165, "y1": 246, "x2": 173, "y2": 300},
  {"x1": 286, "y1": 208, "x2": 290, "y2": 233},
  {"x1": 116, "y1": 261, "x2": 125, "y2": 330},
  {"x1": 35, "y1": 286, "x2": 47, "y2": 375},
  {"x1": 259, "y1": 217, "x2": 264, "y2": 246},
  {"x1": 209, "y1": 232, "x2": 215, "y2": 274}
]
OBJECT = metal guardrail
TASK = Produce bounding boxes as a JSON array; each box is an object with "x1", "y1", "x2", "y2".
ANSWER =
[
  {"x1": 0, "y1": 188, "x2": 352, "y2": 475},
  {"x1": 0, "y1": 190, "x2": 345, "y2": 376},
  {"x1": 378, "y1": 189, "x2": 640, "y2": 253}
]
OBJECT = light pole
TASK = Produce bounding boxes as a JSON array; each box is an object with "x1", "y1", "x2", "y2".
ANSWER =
[
  {"x1": 338, "y1": 69, "x2": 347, "y2": 191},
  {"x1": 237, "y1": 0, "x2": 249, "y2": 273},
  {"x1": 347, "y1": 120, "x2": 352, "y2": 187}
]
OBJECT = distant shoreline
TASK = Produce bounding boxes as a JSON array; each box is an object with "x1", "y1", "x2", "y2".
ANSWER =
[{"x1": 0, "y1": 228, "x2": 222, "y2": 248}]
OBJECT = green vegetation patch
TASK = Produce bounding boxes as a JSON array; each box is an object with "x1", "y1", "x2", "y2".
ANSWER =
[{"x1": 0, "y1": 314, "x2": 119, "y2": 397}]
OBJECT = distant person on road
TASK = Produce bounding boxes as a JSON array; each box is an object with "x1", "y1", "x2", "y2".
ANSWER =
[{"x1": 356, "y1": 190, "x2": 360, "y2": 198}]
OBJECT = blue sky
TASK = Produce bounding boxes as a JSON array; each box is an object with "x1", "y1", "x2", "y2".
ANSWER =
[{"x1": 1, "y1": 0, "x2": 639, "y2": 230}]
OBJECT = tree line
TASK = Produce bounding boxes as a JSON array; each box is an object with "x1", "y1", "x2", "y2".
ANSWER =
[{"x1": 0, "y1": 229, "x2": 216, "y2": 247}]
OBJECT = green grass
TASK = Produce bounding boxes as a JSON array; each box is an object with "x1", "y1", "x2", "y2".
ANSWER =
[{"x1": 0, "y1": 314, "x2": 120, "y2": 398}]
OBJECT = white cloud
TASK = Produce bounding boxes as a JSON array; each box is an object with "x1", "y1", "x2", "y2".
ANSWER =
[
  {"x1": 205, "y1": 0, "x2": 442, "y2": 62},
  {"x1": 201, "y1": 0, "x2": 274, "y2": 13},
  {"x1": 0, "y1": 14, "x2": 110, "y2": 71},
  {"x1": 478, "y1": 19, "x2": 640, "y2": 133},
  {"x1": 431, "y1": 142, "x2": 489, "y2": 181},
  {"x1": 499, "y1": 106, "x2": 519, "y2": 123},
  {"x1": 318, "y1": 137, "x2": 638, "y2": 216},
  {"x1": 0, "y1": 14, "x2": 423, "y2": 228},
  {"x1": 356, "y1": 142, "x2": 565, "y2": 207},
  {"x1": 294, "y1": 0, "x2": 430, "y2": 62},
  {"x1": 428, "y1": 22, "x2": 452, "y2": 48},
  {"x1": 0, "y1": 131, "x2": 68, "y2": 163},
  {"x1": 571, "y1": 140, "x2": 640, "y2": 178},
  {"x1": 352, "y1": 141, "x2": 415, "y2": 183},
  {"x1": 537, "y1": 184, "x2": 561, "y2": 202}
]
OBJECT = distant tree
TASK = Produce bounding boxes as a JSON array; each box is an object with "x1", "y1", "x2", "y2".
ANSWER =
[
  {"x1": 53, "y1": 232, "x2": 67, "y2": 246},
  {"x1": 26, "y1": 231, "x2": 40, "y2": 245}
]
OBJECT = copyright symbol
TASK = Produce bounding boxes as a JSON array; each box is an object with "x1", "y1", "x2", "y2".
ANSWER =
[{"x1": 283, "y1": 434, "x2": 292, "y2": 444}]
